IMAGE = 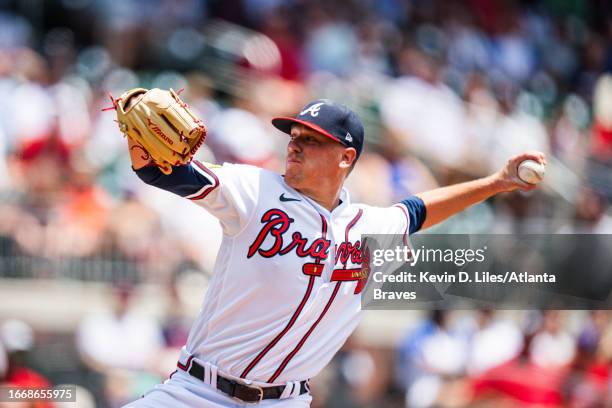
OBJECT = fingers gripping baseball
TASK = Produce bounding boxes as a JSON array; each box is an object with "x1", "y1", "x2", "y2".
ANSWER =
[{"x1": 496, "y1": 151, "x2": 547, "y2": 193}]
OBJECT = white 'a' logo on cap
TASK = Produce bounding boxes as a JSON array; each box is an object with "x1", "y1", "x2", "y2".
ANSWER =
[
  {"x1": 345, "y1": 132, "x2": 353, "y2": 142},
  {"x1": 300, "y1": 102, "x2": 325, "y2": 117}
]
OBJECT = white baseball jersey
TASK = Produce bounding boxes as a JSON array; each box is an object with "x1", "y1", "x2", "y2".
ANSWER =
[{"x1": 136, "y1": 161, "x2": 423, "y2": 385}]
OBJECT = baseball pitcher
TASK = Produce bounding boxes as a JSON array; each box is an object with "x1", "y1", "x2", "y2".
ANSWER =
[{"x1": 108, "y1": 88, "x2": 545, "y2": 407}]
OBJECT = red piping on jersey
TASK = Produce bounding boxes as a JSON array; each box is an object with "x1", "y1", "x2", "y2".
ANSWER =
[
  {"x1": 394, "y1": 204, "x2": 409, "y2": 245},
  {"x1": 177, "y1": 355, "x2": 194, "y2": 371},
  {"x1": 268, "y1": 281, "x2": 342, "y2": 383},
  {"x1": 240, "y1": 214, "x2": 328, "y2": 379},
  {"x1": 266, "y1": 210, "x2": 362, "y2": 382},
  {"x1": 343, "y1": 209, "x2": 363, "y2": 268},
  {"x1": 331, "y1": 209, "x2": 365, "y2": 293},
  {"x1": 320, "y1": 215, "x2": 328, "y2": 248},
  {"x1": 188, "y1": 161, "x2": 220, "y2": 200}
]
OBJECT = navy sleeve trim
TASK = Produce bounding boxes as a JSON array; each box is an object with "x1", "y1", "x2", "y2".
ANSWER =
[
  {"x1": 134, "y1": 161, "x2": 219, "y2": 200},
  {"x1": 400, "y1": 195, "x2": 427, "y2": 234}
]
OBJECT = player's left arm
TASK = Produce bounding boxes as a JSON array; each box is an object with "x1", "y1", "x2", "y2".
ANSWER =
[{"x1": 413, "y1": 151, "x2": 546, "y2": 231}]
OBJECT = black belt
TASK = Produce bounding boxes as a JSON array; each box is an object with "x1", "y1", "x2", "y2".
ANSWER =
[{"x1": 186, "y1": 360, "x2": 309, "y2": 403}]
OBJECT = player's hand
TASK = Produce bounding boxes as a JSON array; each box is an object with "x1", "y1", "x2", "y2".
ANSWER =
[
  {"x1": 128, "y1": 137, "x2": 154, "y2": 169},
  {"x1": 493, "y1": 151, "x2": 547, "y2": 193}
]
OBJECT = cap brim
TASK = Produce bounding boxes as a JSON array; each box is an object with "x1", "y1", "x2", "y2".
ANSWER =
[{"x1": 271, "y1": 117, "x2": 342, "y2": 145}]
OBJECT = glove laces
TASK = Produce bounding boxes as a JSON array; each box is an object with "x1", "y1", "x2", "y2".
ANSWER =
[{"x1": 101, "y1": 92, "x2": 121, "y2": 112}]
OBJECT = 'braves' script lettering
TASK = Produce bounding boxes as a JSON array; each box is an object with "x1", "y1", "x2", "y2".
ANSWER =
[
  {"x1": 248, "y1": 209, "x2": 333, "y2": 262},
  {"x1": 334, "y1": 241, "x2": 363, "y2": 266},
  {"x1": 248, "y1": 209, "x2": 368, "y2": 267},
  {"x1": 248, "y1": 209, "x2": 370, "y2": 294}
]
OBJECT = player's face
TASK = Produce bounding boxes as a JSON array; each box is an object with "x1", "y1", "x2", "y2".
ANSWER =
[{"x1": 285, "y1": 124, "x2": 348, "y2": 190}]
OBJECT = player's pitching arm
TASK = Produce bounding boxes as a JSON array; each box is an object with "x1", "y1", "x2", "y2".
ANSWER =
[
  {"x1": 127, "y1": 133, "x2": 259, "y2": 239},
  {"x1": 415, "y1": 151, "x2": 546, "y2": 230}
]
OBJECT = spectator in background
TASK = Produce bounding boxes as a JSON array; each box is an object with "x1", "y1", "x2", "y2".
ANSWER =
[
  {"x1": 0, "y1": 320, "x2": 52, "y2": 408},
  {"x1": 161, "y1": 284, "x2": 191, "y2": 349},
  {"x1": 577, "y1": 311, "x2": 609, "y2": 358},
  {"x1": 76, "y1": 283, "x2": 164, "y2": 406},
  {"x1": 575, "y1": 189, "x2": 612, "y2": 233},
  {"x1": 103, "y1": 192, "x2": 161, "y2": 262},
  {"x1": 156, "y1": 271, "x2": 198, "y2": 376},
  {"x1": 208, "y1": 107, "x2": 279, "y2": 168},
  {"x1": 45, "y1": 161, "x2": 112, "y2": 260},
  {"x1": 529, "y1": 311, "x2": 576, "y2": 369},
  {"x1": 469, "y1": 311, "x2": 565, "y2": 406},
  {"x1": 259, "y1": 7, "x2": 305, "y2": 81},
  {"x1": 77, "y1": 283, "x2": 163, "y2": 372},
  {"x1": 550, "y1": 95, "x2": 590, "y2": 171},
  {"x1": 304, "y1": 10, "x2": 359, "y2": 77},
  {"x1": 466, "y1": 309, "x2": 524, "y2": 375},
  {"x1": 566, "y1": 311, "x2": 612, "y2": 407},
  {"x1": 397, "y1": 310, "x2": 470, "y2": 408},
  {"x1": 321, "y1": 336, "x2": 379, "y2": 408},
  {"x1": 589, "y1": 74, "x2": 612, "y2": 202},
  {"x1": 570, "y1": 315, "x2": 612, "y2": 406},
  {"x1": 380, "y1": 47, "x2": 470, "y2": 172},
  {"x1": 592, "y1": 75, "x2": 612, "y2": 160},
  {"x1": 17, "y1": 124, "x2": 71, "y2": 210}
]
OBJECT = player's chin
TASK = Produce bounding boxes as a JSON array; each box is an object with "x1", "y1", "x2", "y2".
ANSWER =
[
  {"x1": 285, "y1": 160, "x2": 301, "y2": 174},
  {"x1": 284, "y1": 167, "x2": 302, "y2": 187}
]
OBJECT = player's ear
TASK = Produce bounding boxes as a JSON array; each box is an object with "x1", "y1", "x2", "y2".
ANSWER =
[{"x1": 339, "y1": 147, "x2": 357, "y2": 170}]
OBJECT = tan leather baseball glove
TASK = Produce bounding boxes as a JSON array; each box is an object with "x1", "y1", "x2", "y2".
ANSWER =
[{"x1": 109, "y1": 88, "x2": 207, "y2": 174}]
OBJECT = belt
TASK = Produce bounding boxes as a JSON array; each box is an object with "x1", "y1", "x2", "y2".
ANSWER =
[{"x1": 186, "y1": 360, "x2": 309, "y2": 403}]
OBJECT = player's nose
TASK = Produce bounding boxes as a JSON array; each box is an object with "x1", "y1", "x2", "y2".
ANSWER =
[{"x1": 287, "y1": 137, "x2": 302, "y2": 153}]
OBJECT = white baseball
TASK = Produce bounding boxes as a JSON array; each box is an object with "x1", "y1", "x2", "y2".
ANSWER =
[{"x1": 517, "y1": 159, "x2": 545, "y2": 184}]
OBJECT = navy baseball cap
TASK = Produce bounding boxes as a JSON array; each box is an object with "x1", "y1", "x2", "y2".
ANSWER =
[{"x1": 272, "y1": 99, "x2": 365, "y2": 159}]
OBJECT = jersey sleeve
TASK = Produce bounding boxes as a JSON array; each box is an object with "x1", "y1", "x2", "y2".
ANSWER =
[
  {"x1": 371, "y1": 195, "x2": 426, "y2": 238},
  {"x1": 135, "y1": 161, "x2": 260, "y2": 235},
  {"x1": 399, "y1": 195, "x2": 427, "y2": 234}
]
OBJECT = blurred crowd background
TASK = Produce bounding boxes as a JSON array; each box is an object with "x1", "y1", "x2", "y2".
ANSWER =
[{"x1": 0, "y1": 0, "x2": 612, "y2": 406}]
